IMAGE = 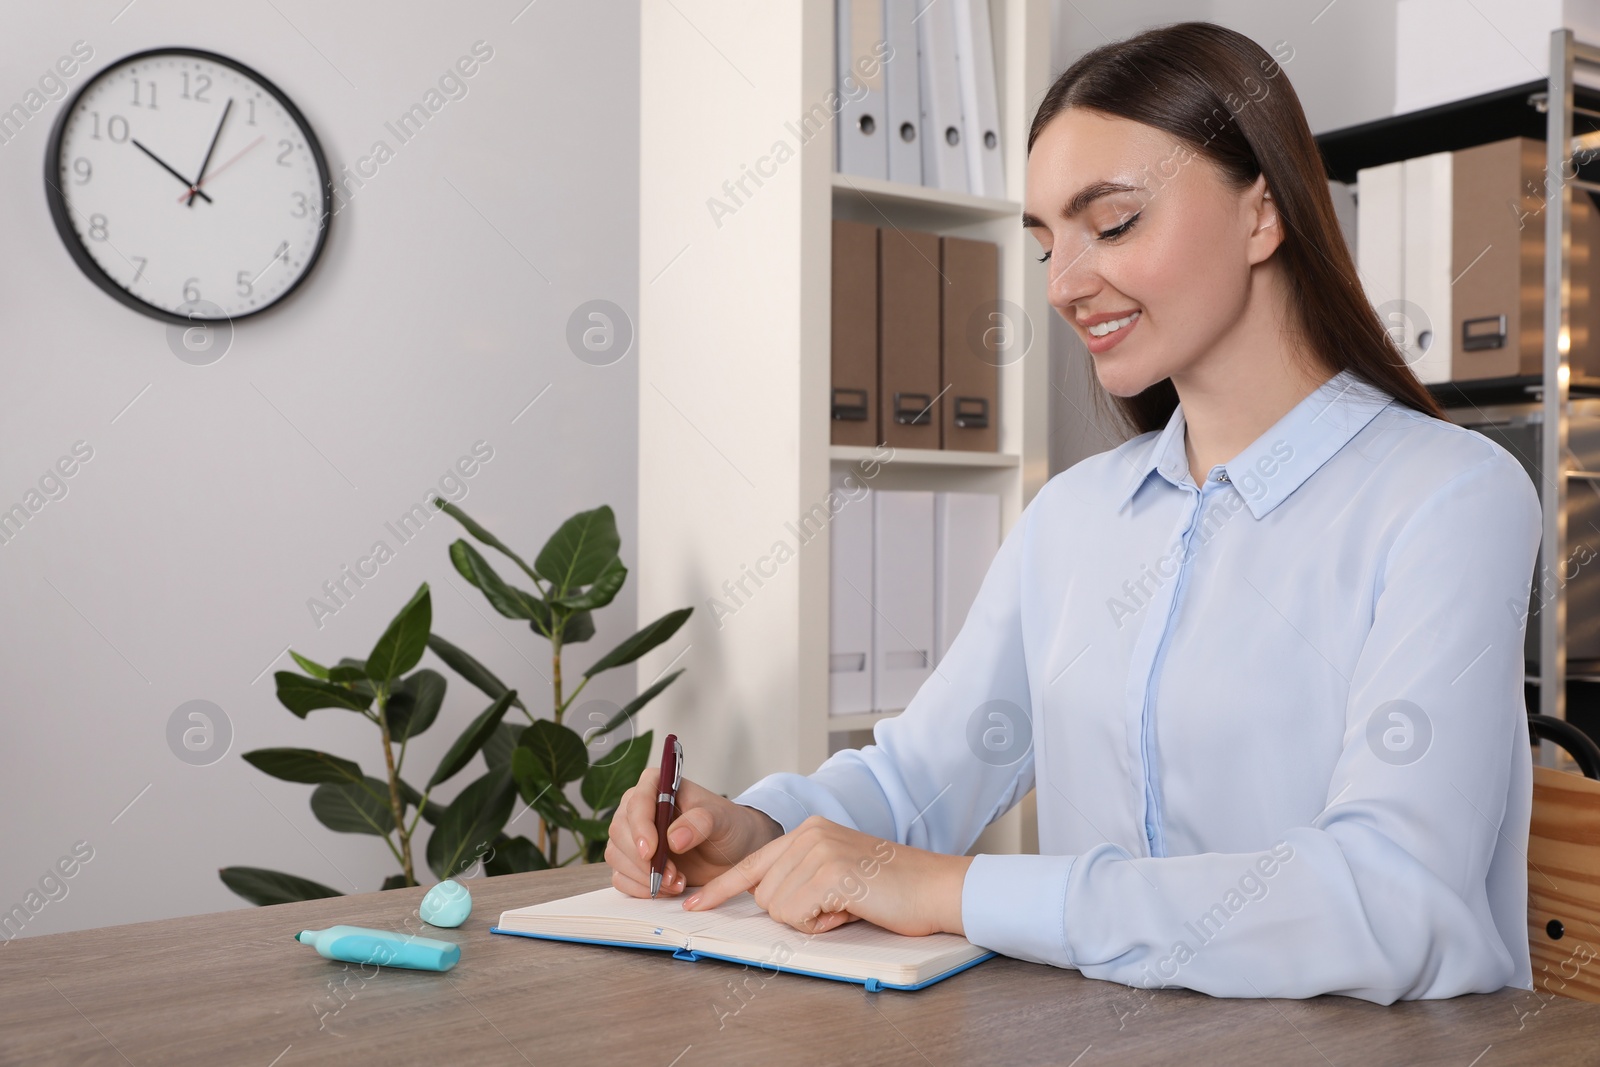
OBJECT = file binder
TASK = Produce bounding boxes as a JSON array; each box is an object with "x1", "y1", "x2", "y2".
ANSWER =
[
  {"x1": 872, "y1": 489, "x2": 935, "y2": 712},
  {"x1": 832, "y1": 219, "x2": 880, "y2": 447},
  {"x1": 953, "y1": 0, "x2": 1005, "y2": 197},
  {"x1": 939, "y1": 235, "x2": 1000, "y2": 451},
  {"x1": 934, "y1": 492, "x2": 1000, "y2": 663},
  {"x1": 883, "y1": 0, "x2": 923, "y2": 185},
  {"x1": 879, "y1": 228, "x2": 942, "y2": 448},
  {"x1": 830, "y1": 467, "x2": 875, "y2": 716},
  {"x1": 915, "y1": 0, "x2": 968, "y2": 192},
  {"x1": 1401, "y1": 151, "x2": 1452, "y2": 384},
  {"x1": 837, "y1": 0, "x2": 889, "y2": 179}
]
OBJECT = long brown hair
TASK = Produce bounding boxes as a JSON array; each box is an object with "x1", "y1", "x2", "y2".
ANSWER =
[{"x1": 1030, "y1": 21, "x2": 1443, "y2": 436}]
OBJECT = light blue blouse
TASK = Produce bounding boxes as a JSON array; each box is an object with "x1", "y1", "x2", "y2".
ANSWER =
[{"x1": 733, "y1": 368, "x2": 1542, "y2": 1003}]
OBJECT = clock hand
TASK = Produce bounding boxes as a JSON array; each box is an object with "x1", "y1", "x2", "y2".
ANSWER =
[
  {"x1": 131, "y1": 139, "x2": 214, "y2": 204},
  {"x1": 175, "y1": 134, "x2": 265, "y2": 202},
  {"x1": 186, "y1": 98, "x2": 232, "y2": 208}
]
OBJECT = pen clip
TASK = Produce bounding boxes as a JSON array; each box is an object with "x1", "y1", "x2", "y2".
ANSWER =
[{"x1": 671, "y1": 737, "x2": 683, "y2": 793}]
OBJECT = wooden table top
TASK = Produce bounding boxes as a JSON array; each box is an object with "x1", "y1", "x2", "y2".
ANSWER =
[{"x1": 3, "y1": 864, "x2": 1599, "y2": 1066}]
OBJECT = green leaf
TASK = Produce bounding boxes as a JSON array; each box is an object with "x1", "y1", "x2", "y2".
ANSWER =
[
  {"x1": 274, "y1": 673, "x2": 373, "y2": 718},
  {"x1": 218, "y1": 866, "x2": 342, "y2": 906},
  {"x1": 571, "y1": 816, "x2": 613, "y2": 841},
  {"x1": 335, "y1": 659, "x2": 375, "y2": 700},
  {"x1": 435, "y1": 500, "x2": 542, "y2": 583},
  {"x1": 380, "y1": 874, "x2": 410, "y2": 891},
  {"x1": 511, "y1": 750, "x2": 580, "y2": 831},
  {"x1": 581, "y1": 729, "x2": 654, "y2": 811},
  {"x1": 242, "y1": 747, "x2": 363, "y2": 785},
  {"x1": 327, "y1": 665, "x2": 367, "y2": 684},
  {"x1": 427, "y1": 633, "x2": 526, "y2": 711},
  {"x1": 598, "y1": 670, "x2": 683, "y2": 736},
  {"x1": 483, "y1": 835, "x2": 550, "y2": 876},
  {"x1": 425, "y1": 765, "x2": 517, "y2": 880},
  {"x1": 583, "y1": 608, "x2": 693, "y2": 678},
  {"x1": 366, "y1": 583, "x2": 432, "y2": 684},
  {"x1": 387, "y1": 668, "x2": 446, "y2": 743},
  {"x1": 428, "y1": 690, "x2": 519, "y2": 789},
  {"x1": 398, "y1": 778, "x2": 446, "y2": 826},
  {"x1": 529, "y1": 604, "x2": 594, "y2": 644},
  {"x1": 535, "y1": 506, "x2": 621, "y2": 596},
  {"x1": 311, "y1": 778, "x2": 397, "y2": 836},
  {"x1": 482, "y1": 721, "x2": 520, "y2": 768},
  {"x1": 289, "y1": 650, "x2": 330, "y2": 679},
  {"x1": 553, "y1": 557, "x2": 627, "y2": 611},
  {"x1": 518, "y1": 719, "x2": 589, "y2": 786},
  {"x1": 450, "y1": 541, "x2": 539, "y2": 620}
]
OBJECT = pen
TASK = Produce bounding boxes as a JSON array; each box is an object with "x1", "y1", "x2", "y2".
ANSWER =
[{"x1": 650, "y1": 733, "x2": 683, "y2": 898}]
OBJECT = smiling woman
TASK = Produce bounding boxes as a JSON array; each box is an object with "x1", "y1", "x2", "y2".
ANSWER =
[{"x1": 608, "y1": 21, "x2": 1546, "y2": 1005}]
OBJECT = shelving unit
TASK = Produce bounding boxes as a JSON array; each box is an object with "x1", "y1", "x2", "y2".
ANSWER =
[
  {"x1": 1314, "y1": 30, "x2": 1600, "y2": 763},
  {"x1": 637, "y1": 1, "x2": 1050, "y2": 856}
]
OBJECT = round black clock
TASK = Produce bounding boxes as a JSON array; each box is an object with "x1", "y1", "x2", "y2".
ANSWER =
[{"x1": 44, "y1": 48, "x2": 333, "y2": 325}]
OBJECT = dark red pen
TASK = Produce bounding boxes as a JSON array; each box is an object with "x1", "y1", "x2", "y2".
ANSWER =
[{"x1": 650, "y1": 733, "x2": 683, "y2": 898}]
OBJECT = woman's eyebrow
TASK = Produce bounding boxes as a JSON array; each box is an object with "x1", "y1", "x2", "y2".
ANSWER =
[{"x1": 1021, "y1": 180, "x2": 1140, "y2": 228}]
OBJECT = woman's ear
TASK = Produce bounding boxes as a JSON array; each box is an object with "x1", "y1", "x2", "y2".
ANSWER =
[{"x1": 1244, "y1": 174, "x2": 1284, "y2": 265}]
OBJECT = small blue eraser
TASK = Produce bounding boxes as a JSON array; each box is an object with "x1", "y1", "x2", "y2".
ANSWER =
[{"x1": 420, "y1": 879, "x2": 473, "y2": 929}]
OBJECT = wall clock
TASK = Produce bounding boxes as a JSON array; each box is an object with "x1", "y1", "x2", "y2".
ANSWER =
[{"x1": 44, "y1": 48, "x2": 332, "y2": 326}]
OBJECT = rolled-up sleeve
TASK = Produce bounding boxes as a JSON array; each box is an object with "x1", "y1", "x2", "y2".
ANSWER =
[
  {"x1": 733, "y1": 495, "x2": 1037, "y2": 855},
  {"x1": 960, "y1": 451, "x2": 1542, "y2": 1002}
]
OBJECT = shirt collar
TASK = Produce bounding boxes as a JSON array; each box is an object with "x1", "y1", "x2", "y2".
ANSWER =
[{"x1": 1115, "y1": 369, "x2": 1395, "y2": 518}]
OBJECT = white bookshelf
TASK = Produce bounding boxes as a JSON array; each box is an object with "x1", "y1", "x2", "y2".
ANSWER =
[{"x1": 638, "y1": 1, "x2": 1050, "y2": 856}]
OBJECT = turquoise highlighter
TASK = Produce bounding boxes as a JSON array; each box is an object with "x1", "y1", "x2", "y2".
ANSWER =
[{"x1": 295, "y1": 926, "x2": 460, "y2": 972}]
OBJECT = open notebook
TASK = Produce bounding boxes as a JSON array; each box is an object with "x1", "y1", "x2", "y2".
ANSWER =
[{"x1": 491, "y1": 886, "x2": 995, "y2": 992}]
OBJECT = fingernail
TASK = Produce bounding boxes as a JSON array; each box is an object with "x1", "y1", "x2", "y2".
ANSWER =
[
  {"x1": 637, "y1": 836, "x2": 648, "y2": 857},
  {"x1": 683, "y1": 893, "x2": 701, "y2": 909},
  {"x1": 669, "y1": 827, "x2": 689, "y2": 849}
]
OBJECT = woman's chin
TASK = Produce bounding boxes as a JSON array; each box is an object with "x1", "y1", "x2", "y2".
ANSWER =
[{"x1": 1093, "y1": 359, "x2": 1168, "y2": 399}]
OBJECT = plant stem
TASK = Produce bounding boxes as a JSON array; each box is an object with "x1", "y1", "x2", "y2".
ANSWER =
[{"x1": 376, "y1": 687, "x2": 415, "y2": 887}]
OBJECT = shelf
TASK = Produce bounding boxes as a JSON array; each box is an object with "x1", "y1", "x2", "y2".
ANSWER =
[
  {"x1": 831, "y1": 172, "x2": 1021, "y2": 221},
  {"x1": 829, "y1": 445, "x2": 1021, "y2": 468},
  {"x1": 1427, "y1": 374, "x2": 1600, "y2": 409},
  {"x1": 1316, "y1": 78, "x2": 1600, "y2": 183},
  {"x1": 827, "y1": 709, "x2": 902, "y2": 732}
]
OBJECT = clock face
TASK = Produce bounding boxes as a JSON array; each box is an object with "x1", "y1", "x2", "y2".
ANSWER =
[{"x1": 44, "y1": 49, "x2": 331, "y2": 325}]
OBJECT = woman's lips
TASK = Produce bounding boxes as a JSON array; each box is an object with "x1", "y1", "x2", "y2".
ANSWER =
[{"x1": 1081, "y1": 309, "x2": 1141, "y2": 354}]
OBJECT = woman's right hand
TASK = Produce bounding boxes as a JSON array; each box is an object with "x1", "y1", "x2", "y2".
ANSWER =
[{"x1": 606, "y1": 768, "x2": 783, "y2": 897}]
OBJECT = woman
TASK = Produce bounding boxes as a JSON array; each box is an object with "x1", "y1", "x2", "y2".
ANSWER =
[{"x1": 606, "y1": 21, "x2": 1541, "y2": 1003}]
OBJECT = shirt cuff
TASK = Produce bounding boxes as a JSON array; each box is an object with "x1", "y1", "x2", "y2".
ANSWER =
[
  {"x1": 730, "y1": 780, "x2": 814, "y2": 835},
  {"x1": 961, "y1": 852, "x2": 1076, "y2": 967}
]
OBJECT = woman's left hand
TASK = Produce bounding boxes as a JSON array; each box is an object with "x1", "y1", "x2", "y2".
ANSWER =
[{"x1": 680, "y1": 814, "x2": 974, "y2": 936}]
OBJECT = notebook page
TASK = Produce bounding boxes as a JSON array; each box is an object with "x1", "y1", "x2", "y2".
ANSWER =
[{"x1": 500, "y1": 886, "x2": 986, "y2": 983}]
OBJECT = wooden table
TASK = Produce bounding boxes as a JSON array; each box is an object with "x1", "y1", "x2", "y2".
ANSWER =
[{"x1": 4, "y1": 864, "x2": 1600, "y2": 1065}]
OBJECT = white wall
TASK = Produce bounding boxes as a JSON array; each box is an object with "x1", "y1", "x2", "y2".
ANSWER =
[
  {"x1": 1046, "y1": 0, "x2": 1402, "y2": 476},
  {"x1": 0, "y1": 0, "x2": 641, "y2": 936}
]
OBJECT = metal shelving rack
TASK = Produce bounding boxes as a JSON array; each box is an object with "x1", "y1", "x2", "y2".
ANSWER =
[
  {"x1": 1538, "y1": 27, "x2": 1598, "y2": 749},
  {"x1": 1316, "y1": 29, "x2": 1600, "y2": 768}
]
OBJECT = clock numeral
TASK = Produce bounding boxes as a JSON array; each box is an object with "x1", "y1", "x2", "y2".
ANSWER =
[
  {"x1": 71, "y1": 158, "x2": 91, "y2": 185},
  {"x1": 183, "y1": 278, "x2": 201, "y2": 303},
  {"x1": 130, "y1": 78, "x2": 158, "y2": 109},
  {"x1": 290, "y1": 191, "x2": 310, "y2": 218},
  {"x1": 181, "y1": 72, "x2": 212, "y2": 103},
  {"x1": 246, "y1": 98, "x2": 257, "y2": 126},
  {"x1": 88, "y1": 214, "x2": 108, "y2": 241},
  {"x1": 132, "y1": 257, "x2": 148, "y2": 285},
  {"x1": 237, "y1": 270, "x2": 254, "y2": 297},
  {"x1": 91, "y1": 113, "x2": 130, "y2": 143},
  {"x1": 277, "y1": 140, "x2": 294, "y2": 167}
]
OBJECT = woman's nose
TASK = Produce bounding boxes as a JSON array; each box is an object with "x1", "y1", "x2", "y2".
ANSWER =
[{"x1": 1045, "y1": 235, "x2": 1099, "y2": 312}]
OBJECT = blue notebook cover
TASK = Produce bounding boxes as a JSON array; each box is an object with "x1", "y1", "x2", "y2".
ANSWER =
[{"x1": 488, "y1": 926, "x2": 996, "y2": 992}]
